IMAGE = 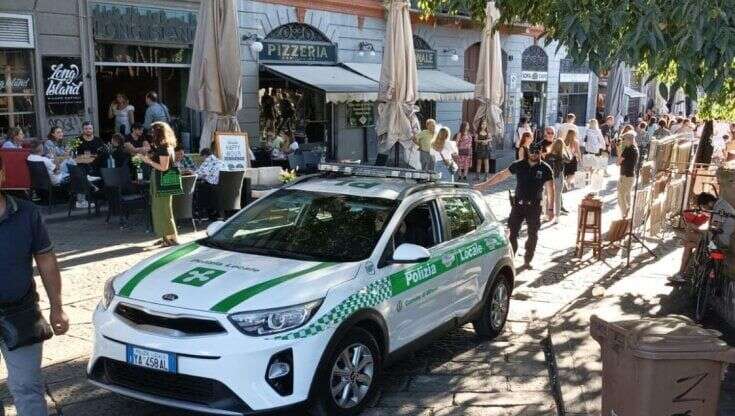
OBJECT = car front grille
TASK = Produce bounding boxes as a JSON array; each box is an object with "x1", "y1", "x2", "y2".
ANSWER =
[
  {"x1": 115, "y1": 303, "x2": 226, "y2": 335},
  {"x1": 90, "y1": 358, "x2": 251, "y2": 413}
]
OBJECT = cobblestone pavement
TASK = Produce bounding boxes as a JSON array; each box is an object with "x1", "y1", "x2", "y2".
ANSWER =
[{"x1": 1, "y1": 166, "x2": 732, "y2": 415}]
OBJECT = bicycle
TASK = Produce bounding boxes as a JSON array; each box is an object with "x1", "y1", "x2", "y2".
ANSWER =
[{"x1": 682, "y1": 209, "x2": 735, "y2": 322}]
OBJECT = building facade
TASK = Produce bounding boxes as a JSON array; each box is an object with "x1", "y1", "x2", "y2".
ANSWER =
[
  {"x1": 1, "y1": 0, "x2": 599, "y2": 162},
  {"x1": 0, "y1": 0, "x2": 200, "y2": 146}
]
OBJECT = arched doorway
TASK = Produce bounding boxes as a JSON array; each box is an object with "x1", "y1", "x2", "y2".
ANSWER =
[
  {"x1": 462, "y1": 43, "x2": 508, "y2": 129},
  {"x1": 520, "y1": 45, "x2": 548, "y2": 128}
]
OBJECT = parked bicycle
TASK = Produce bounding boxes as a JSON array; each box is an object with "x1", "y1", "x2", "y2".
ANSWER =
[{"x1": 683, "y1": 209, "x2": 735, "y2": 322}]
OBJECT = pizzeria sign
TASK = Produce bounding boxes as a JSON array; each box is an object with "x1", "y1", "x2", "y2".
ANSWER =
[{"x1": 260, "y1": 41, "x2": 338, "y2": 64}]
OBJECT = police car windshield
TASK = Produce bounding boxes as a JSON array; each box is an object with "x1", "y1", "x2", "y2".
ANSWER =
[{"x1": 204, "y1": 189, "x2": 398, "y2": 262}]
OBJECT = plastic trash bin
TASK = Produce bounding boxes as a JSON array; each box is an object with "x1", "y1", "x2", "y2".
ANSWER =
[{"x1": 591, "y1": 314, "x2": 735, "y2": 416}]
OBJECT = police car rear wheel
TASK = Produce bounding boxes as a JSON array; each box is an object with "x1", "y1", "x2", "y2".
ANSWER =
[
  {"x1": 309, "y1": 327, "x2": 381, "y2": 416},
  {"x1": 473, "y1": 276, "x2": 510, "y2": 339}
]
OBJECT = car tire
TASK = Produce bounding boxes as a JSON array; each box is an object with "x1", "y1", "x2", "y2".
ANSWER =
[
  {"x1": 309, "y1": 327, "x2": 382, "y2": 416},
  {"x1": 473, "y1": 275, "x2": 511, "y2": 339}
]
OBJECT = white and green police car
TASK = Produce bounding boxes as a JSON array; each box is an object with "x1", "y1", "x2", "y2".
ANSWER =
[{"x1": 89, "y1": 163, "x2": 515, "y2": 416}]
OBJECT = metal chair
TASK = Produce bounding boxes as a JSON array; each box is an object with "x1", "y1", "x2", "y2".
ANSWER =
[
  {"x1": 173, "y1": 174, "x2": 197, "y2": 231},
  {"x1": 288, "y1": 153, "x2": 304, "y2": 171},
  {"x1": 100, "y1": 167, "x2": 146, "y2": 226},
  {"x1": 216, "y1": 171, "x2": 245, "y2": 218},
  {"x1": 27, "y1": 160, "x2": 66, "y2": 214},
  {"x1": 302, "y1": 151, "x2": 322, "y2": 172}
]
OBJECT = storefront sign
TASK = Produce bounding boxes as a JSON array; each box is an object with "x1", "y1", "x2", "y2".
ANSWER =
[
  {"x1": 521, "y1": 71, "x2": 548, "y2": 82},
  {"x1": 92, "y1": 3, "x2": 197, "y2": 45},
  {"x1": 260, "y1": 41, "x2": 337, "y2": 64},
  {"x1": 214, "y1": 132, "x2": 250, "y2": 172},
  {"x1": 346, "y1": 102, "x2": 375, "y2": 128},
  {"x1": 42, "y1": 56, "x2": 84, "y2": 117},
  {"x1": 560, "y1": 73, "x2": 590, "y2": 83},
  {"x1": 416, "y1": 50, "x2": 437, "y2": 70},
  {"x1": 414, "y1": 35, "x2": 437, "y2": 70}
]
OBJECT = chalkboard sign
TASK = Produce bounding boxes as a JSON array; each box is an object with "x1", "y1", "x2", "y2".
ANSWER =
[
  {"x1": 42, "y1": 56, "x2": 85, "y2": 117},
  {"x1": 346, "y1": 102, "x2": 374, "y2": 128}
]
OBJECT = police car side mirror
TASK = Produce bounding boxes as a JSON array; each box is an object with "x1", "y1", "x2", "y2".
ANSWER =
[
  {"x1": 206, "y1": 220, "x2": 225, "y2": 237},
  {"x1": 391, "y1": 243, "x2": 431, "y2": 264}
]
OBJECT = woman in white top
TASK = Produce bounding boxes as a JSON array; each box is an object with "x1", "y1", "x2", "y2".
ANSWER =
[
  {"x1": 515, "y1": 117, "x2": 532, "y2": 149},
  {"x1": 431, "y1": 126, "x2": 459, "y2": 183},
  {"x1": 584, "y1": 119, "x2": 606, "y2": 155},
  {"x1": 108, "y1": 93, "x2": 135, "y2": 135}
]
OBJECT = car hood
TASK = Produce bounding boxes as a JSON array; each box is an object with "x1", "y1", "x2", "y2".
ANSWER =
[{"x1": 113, "y1": 242, "x2": 360, "y2": 313}]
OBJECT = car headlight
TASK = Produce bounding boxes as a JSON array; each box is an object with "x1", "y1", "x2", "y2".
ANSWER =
[
  {"x1": 100, "y1": 275, "x2": 117, "y2": 311},
  {"x1": 228, "y1": 299, "x2": 323, "y2": 336}
]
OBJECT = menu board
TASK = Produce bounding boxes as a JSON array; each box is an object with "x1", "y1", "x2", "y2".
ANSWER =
[
  {"x1": 214, "y1": 132, "x2": 250, "y2": 172},
  {"x1": 346, "y1": 102, "x2": 375, "y2": 128}
]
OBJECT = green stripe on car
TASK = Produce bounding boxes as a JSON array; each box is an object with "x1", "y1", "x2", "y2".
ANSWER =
[
  {"x1": 118, "y1": 243, "x2": 199, "y2": 297},
  {"x1": 210, "y1": 262, "x2": 336, "y2": 313},
  {"x1": 274, "y1": 233, "x2": 507, "y2": 340}
]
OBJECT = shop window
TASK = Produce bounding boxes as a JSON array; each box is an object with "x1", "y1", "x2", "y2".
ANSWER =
[
  {"x1": 557, "y1": 83, "x2": 588, "y2": 126},
  {"x1": 0, "y1": 49, "x2": 36, "y2": 137}
]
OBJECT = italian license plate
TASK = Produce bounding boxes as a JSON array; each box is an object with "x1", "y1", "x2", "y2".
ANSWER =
[{"x1": 126, "y1": 345, "x2": 177, "y2": 373}]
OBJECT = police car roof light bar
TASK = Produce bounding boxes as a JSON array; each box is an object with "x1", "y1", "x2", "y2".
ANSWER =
[{"x1": 318, "y1": 163, "x2": 441, "y2": 182}]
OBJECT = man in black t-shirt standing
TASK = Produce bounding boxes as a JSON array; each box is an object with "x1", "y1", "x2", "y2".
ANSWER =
[{"x1": 475, "y1": 143, "x2": 555, "y2": 268}]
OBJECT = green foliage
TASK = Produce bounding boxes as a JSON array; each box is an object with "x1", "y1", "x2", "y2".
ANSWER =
[{"x1": 417, "y1": 0, "x2": 735, "y2": 118}]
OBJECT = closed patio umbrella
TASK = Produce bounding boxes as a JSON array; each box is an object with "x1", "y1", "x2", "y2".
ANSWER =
[
  {"x1": 186, "y1": 0, "x2": 242, "y2": 151},
  {"x1": 606, "y1": 61, "x2": 629, "y2": 125},
  {"x1": 375, "y1": 0, "x2": 421, "y2": 169},
  {"x1": 473, "y1": 1, "x2": 504, "y2": 138}
]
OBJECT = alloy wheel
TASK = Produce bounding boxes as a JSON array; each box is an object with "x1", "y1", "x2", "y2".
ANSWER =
[
  {"x1": 329, "y1": 343, "x2": 374, "y2": 409},
  {"x1": 490, "y1": 281, "x2": 509, "y2": 330}
]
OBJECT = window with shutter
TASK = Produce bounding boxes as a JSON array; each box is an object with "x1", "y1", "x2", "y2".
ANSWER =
[{"x1": 0, "y1": 14, "x2": 34, "y2": 49}]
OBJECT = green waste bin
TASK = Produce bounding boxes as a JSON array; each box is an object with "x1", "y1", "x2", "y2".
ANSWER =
[{"x1": 591, "y1": 314, "x2": 735, "y2": 416}]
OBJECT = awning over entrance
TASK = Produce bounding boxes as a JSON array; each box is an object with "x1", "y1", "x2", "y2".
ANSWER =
[
  {"x1": 261, "y1": 64, "x2": 379, "y2": 103},
  {"x1": 344, "y1": 63, "x2": 475, "y2": 102}
]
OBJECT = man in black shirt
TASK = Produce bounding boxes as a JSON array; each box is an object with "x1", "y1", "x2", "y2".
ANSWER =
[
  {"x1": 475, "y1": 142, "x2": 555, "y2": 268},
  {"x1": 124, "y1": 122, "x2": 149, "y2": 154},
  {"x1": 617, "y1": 132, "x2": 639, "y2": 218}
]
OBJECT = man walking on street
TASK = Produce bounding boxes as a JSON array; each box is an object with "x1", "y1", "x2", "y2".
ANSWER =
[
  {"x1": 0, "y1": 157, "x2": 69, "y2": 416},
  {"x1": 474, "y1": 142, "x2": 555, "y2": 269}
]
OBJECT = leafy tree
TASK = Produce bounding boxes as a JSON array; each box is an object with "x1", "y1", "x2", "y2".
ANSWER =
[{"x1": 417, "y1": 0, "x2": 735, "y2": 107}]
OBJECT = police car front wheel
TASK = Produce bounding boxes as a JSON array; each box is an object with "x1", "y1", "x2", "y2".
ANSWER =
[
  {"x1": 473, "y1": 276, "x2": 511, "y2": 339},
  {"x1": 309, "y1": 327, "x2": 381, "y2": 416}
]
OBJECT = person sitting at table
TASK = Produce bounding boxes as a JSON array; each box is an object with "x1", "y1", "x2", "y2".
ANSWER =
[
  {"x1": 43, "y1": 127, "x2": 67, "y2": 159},
  {"x1": 2, "y1": 127, "x2": 24, "y2": 149},
  {"x1": 124, "y1": 123, "x2": 150, "y2": 155},
  {"x1": 141, "y1": 122, "x2": 179, "y2": 247},
  {"x1": 269, "y1": 130, "x2": 286, "y2": 159},
  {"x1": 283, "y1": 131, "x2": 300, "y2": 155},
  {"x1": 194, "y1": 148, "x2": 223, "y2": 220},
  {"x1": 174, "y1": 146, "x2": 196, "y2": 175},
  {"x1": 75, "y1": 122, "x2": 105, "y2": 157},
  {"x1": 27, "y1": 140, "x2": 69, "y2": 185},
  {"x1": 108, "y1": 134, "x2": 131, "y2": 168}
]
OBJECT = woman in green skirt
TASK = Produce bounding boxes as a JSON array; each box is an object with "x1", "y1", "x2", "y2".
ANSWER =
[{"x1": 142, "y1": 122, "x2": 179, "y2": 246}]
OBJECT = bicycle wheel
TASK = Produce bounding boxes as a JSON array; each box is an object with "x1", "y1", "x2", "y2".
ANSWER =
[{"x1": 694, "y1": 262, "x2": 713, "y2": 322}]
